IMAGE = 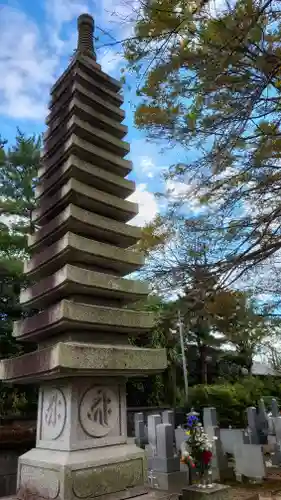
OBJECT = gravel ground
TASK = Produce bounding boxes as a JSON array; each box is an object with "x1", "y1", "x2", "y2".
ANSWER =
[{"x1": 222, "y1": 469, "x2": 281, "y2": 500}]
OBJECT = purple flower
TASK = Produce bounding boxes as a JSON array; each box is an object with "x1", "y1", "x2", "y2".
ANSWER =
[{"x1": 187, "y1": 415, "x2": 199, "y2": 428}]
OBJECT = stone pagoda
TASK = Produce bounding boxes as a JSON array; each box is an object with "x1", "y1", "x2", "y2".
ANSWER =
[{"x1": 0, "y1": 14, "x2": 167, "y2": 500}]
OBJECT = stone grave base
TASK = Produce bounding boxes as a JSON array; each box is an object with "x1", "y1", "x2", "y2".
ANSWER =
[
  {"x1": 153, "y1": 470, "x2": 188, "y2": 493},
  {"x1": 182, "y1": 484, "x2": 230, "y2": 500},
  {"x1": 17, "y1": 443, "x2": 148, "y2": 500},
  {"x1": 1, "y1": 488, "x2": 181, "y2": 500}
]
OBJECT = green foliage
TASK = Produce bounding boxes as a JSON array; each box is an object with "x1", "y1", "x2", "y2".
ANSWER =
[
  {"x1": 0, "y1": 129, "x2": 41, "y2": 239},
  {"x1": 136, "y1": 215, "x2": 272, "y2": 386},
  {"x1": 125, "y1": 0, "x2": 281, "y2": 279},
  {"x1": 189, "y1": 377, "x2": 281, "y2": 428},
  {"x1": 0, "y1": 131, "x2": 41, "y2": 417},
  {"x1": 127, "y1": 295, "x2": 181, "y2": 407}
]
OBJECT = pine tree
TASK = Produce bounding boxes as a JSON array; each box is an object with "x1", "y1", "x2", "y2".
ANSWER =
[
  {"x1": 0, "y1": 131, "x2": 41, "y2": 416},
  {"x1": 124, "y1": 0, "x2": 281, "y2": 279}
]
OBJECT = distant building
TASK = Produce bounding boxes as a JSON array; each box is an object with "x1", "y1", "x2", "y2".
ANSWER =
[{"x1": 251, "y1": 361, "x2": 279, "y2": 377}]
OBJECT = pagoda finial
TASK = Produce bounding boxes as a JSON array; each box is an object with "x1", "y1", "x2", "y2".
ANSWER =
[{"x1": 77, "y1": 13, "x2": 96, "y2": 59}]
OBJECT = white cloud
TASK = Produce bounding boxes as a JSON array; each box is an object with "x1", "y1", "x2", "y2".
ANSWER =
[
  {"x1": 0, "y1": 0, "x2": 130, "y2": 120},
  {"x1": 127, "y1": 183, "x2": 158, "y2": 227},
  {"x1": 45, "y1": 0, "x2": 90, "y2": 27},
  {"x1": 139, "y1": 157, "x2": 156, "y2": 179},
  {"x1": 98, "y1": 48, "x2": 123, "y2": 74},
  {"x1": 129, "y1": 139, "x2": 173, "y2": 183},
  {"x1": 165, "y1": 179, "x2": 205, "y2": 214},
  {"x1": 0, "y1": 6, "x2": 59, "y2": 120}
]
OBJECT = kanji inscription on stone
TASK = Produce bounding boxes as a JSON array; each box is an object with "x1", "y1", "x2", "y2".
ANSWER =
[
  {"x1": 41, "y1": 387, "x2": 66, "y2": 440},
  {"x1": 79, "y1": 386, "x2": 118, "y2": 437}
]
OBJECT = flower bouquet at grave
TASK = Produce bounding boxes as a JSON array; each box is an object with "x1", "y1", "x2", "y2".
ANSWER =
[{"x1": 180, "y1": 414, "x2": 213, "y2": 483}]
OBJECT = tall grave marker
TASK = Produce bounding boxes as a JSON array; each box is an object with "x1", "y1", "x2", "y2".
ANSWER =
[{"x1": 0, "y1": 14, "x2": 167, "y2": 500}]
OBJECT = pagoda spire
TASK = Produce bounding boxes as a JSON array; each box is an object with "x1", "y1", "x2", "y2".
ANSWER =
[{"x1": 77, "y1": 13, "x2": 96, "y2": 59}]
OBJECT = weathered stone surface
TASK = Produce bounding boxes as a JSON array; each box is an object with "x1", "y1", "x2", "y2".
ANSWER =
[
  {"x1": 20, "y1": 264, "x2": 149, "y2": 309},
  {"x1": 182, "y1": 484, "x2": 230, "y2": 500},
  {"x1": 51, "y1": 54, "x2": 122, "y2": 103},
  {"x1": 52, "y1": 64, "x2": 124, "y2": 109},
  {"x1": 35, "y1": 379, "x2": 127, "y2": 450},
  {"x1": 47, "y1": 96, "x2": 127, "y2": 146},
  {"x1": 47, "y1": 80, "x2": 125, "y2": 131},
  {"x1": 25, "y1": 232, "x2": 144, "y2": 280},
  {"x1": 32, "y1": 177, "x2": 138, "y2": 225},
  {"x1": 152, "y1": 470, "x2": 188, "y2": 493},
  {"x1": 46, "y1": 96, "x2": 127, "y2": 146},
  {"x1": 0, "y1": 342, "x2": 167, "y2": 382},
  {"x1": 28, "y1": 204, "x2": 141, "y2": 252},
  {"x1": 44, "y1": 115, "x2": 129, "y2": 160},
  {"x1": 17, "y1": 444, "x2": 147, "y2": 500},
  {"x1": 42, "y1": 133, "x2": 132, "y2": 178},
  {"x1": 51, "y1": 132, "x2": 129, "y2": 175},
  {"x1": 36, "y1": 155, "x2": 134, "y2": 199},
  {"x1": 13, "y1": 300, "x2": 154, "y2": 341}
]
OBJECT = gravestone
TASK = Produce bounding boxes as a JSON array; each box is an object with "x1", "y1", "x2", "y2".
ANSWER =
[
  {"x1": 149, "y1": 423, "x2": 187, "y2": 492},
  {"x1": 271, "y1": 416, "x2": 281, "y2": 465},
  {"x1": 273, "y1": 415, "x2": 281, "y2": 442},
  {"x1": 175, "y1": 427, "x2": 188, "y2": 453},
  {"x1": 234, "y1": 443, "x2": 265, "y2": 482},
  {"x1": 211, "y1": 428, "x2": 231, "y2": 482},
  {"x1": 220, "y1": 428, "x2": 245, "y2": 455},
  {"x1": 256, "y1": 399, "x2": 269, "y2": 444},
  {"x1": 135, "y1": 419, "x2": 146, "y2": 449},
  {"x1": 246, "y1": 407, "x2": 260, "y2": 444},
  {"x1": 203, "y1": 408, "x2": 217, "y2": 433},
  {"x1": 162, "y1": 410, "x2": 175, "y2": 430},
  {"x1": 0, "y1": 13, "x2": 167, "y2": 500},
  {"x1": 203, "y1": 409, "x2": 230, "y2": 481},
  {"x1": 147, "y1": 414, "x2": 162, "y2": 458},
  {"x1": 134, "y1": 412, "x2": 145, "y2": 427},
  {"x1": 271, "y1": 398, "x2": 279, "y2": 418}
]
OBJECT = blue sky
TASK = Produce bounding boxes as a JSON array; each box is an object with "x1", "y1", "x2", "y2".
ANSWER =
[{"x1": 0, "y1": 0, "x2": 191, "y2": 227}]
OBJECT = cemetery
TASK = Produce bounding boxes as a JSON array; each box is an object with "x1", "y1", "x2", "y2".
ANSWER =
[{"x1": 0, "y1": 4, "x2": 281, "y2": 500}]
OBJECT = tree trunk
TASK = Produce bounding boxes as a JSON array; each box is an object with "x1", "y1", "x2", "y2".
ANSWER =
[
  {"x1": 239, "y1": 349, "x2": 253, "y2": 373},
  {"x1": 163, "y1": 360, "x2": 177, "y2": 406},
  {"x1": 199, "y1": 344, "x2": 208, "y2": 384}
]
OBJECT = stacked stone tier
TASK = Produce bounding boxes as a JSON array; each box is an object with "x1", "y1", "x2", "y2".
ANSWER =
[
  {"x1": 0, "y1": 51, "x2": 167, "y2": 385},
  {"x1": 13, "y1": 300, "x2": 154, "y2": 342},
  {"x1": 36, "y1": 156, "x2": 135, "y2": 200},
  {"x1": 13, "y1": 54, "x2": 154, "y2": 345},
  {"x1": 0, "y1": 342, "x2": 167, "y2": 383},
  {"x1": 32, "y1": 177, "x2": 138, "y2": 225},
  {"x1": 20, "y1": 265, "x2": 148, "y2": 309},
  {"x1": 28, "y1": 204, "x2": 141, "y2": 253},
  {"x1": 24, "y1": 232, "x2": 144, "y2": 280}
]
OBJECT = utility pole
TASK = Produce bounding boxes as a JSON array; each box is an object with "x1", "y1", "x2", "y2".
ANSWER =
[{"x1": 178, "y1": 309, "x2": 188, "y2": 406}]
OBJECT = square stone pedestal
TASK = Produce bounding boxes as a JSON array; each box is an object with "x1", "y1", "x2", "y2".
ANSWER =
[
  {"x1": 153, "y1": 470, "x2": 188, "y2": 493},
  {"x1": 17, "y1": 377, "x2": 148, "y2": 500},
  {"x1": 18, "y1": 443, "x2": 147, "y2": 500},
  {"x1": 36, "y1": 379, "x2": 127, "y2": 450},
  {"x1": 182, "y1": 484, "x2": 230, "y2": 500}
]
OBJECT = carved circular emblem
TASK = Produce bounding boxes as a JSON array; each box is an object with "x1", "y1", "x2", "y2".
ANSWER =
[
  {"x1": 79, "y1": 386, "x2": 118, "y2": 438},
  {"x1": 42, "y1": 388, "x2": 66, "y2": 440}
]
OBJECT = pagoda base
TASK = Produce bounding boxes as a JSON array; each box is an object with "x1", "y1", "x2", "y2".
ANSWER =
[{"x1": 17, "y1": 443, "x2": 148, "y2": 500}]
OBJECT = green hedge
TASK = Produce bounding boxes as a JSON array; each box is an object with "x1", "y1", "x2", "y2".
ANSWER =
[{"x1": 189, "y1": 377, "x2": 281, "y2": 428}]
